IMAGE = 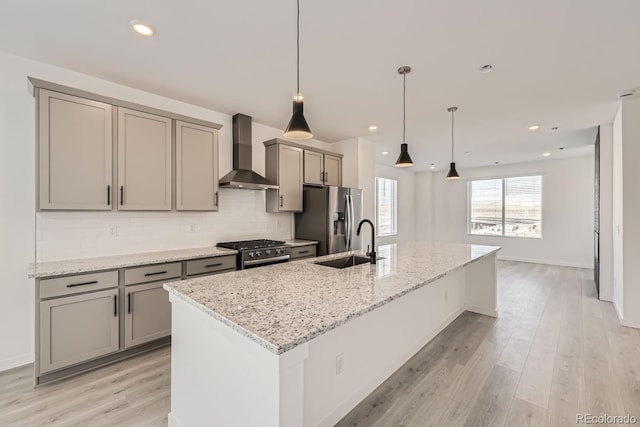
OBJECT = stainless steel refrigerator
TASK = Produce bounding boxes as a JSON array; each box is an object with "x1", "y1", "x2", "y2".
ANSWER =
[{"x1": 294, "y1": 186, "x2": 363, "y2": 256}]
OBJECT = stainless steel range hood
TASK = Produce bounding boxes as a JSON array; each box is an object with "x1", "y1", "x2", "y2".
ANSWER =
[{"x1": 219, "y1": 113, "x2": 278, "y2": 190}]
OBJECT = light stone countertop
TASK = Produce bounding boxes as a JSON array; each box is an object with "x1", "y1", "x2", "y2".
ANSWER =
[
  {"x1": 28, "y1": 246, "x2": 237, "y2": 278},
  {"x1": 284, "y1": 239, "x2": 319, "y2": 247},
  {"x1": 164, "y1": 241, "x2": 500, "y2": 355}
]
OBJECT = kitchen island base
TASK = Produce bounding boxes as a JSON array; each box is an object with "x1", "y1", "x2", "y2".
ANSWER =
[{"x1": 167, "y1": 251, "x2": 497, "y2": 427}]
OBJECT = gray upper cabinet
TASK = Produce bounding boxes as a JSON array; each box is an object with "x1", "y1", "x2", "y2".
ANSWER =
[
  {"x1": 303, "y1": 149, "x2": 342, "y2": 187},
  {"x1": 304, "y1": 150, "x2": 325, "y2": 186},
  {"x1": 265, "y1": 142, "x2": 304, "y2": 212},
  {"x1": 117, "y1": 108, "x2": 173, "y2": 210},
  {"x1": 38, "y1": 89, "x2": 113, "y2": 210},
  {"x1": 175, "y1": 121, "x2": 219, "y2": 211},
  {"x1": 324, "y1": 154, "x2": 342, "y2": 186}
]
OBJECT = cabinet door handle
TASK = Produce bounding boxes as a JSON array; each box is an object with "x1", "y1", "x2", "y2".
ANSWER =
[
  {"x1": 144, "y1": 270, "x2": 168, "y2": 277},
  {"x1": 114, "y1": 295, "x2": 118, "y2": 317},
  {"x1": 205, "y1": 263, "x2": 223, "y2": 268},
  {"x1": 280, "y1": 195, "x2": 283, "y2": 208},
  {"x1": 320, "y1": 171, "x2": 324, "y2": 182},
  {"x1": 67, "y1": 280, "x2": 98, "y2": 288},
  {"x1": 107, "y1": 185, "x2": 111, "y2": 206},
  {"x1": 120, "y1": 186, "x2": 124, "y2": 206},
  {"x1": 325, "y1": 172, "x2": 328, "y2": 182},
  {"x1": 215, "y1": 191, "x2": 219, "y2": 207},
  {"x1": 128, "y1": 292, "x2": 131, "y2": 314}
]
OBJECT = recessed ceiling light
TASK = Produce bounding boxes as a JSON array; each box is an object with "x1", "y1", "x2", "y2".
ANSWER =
[
  {"x1": 617, "y1": 90, "x2": 635, "y2": 99},
  {"x1": 528, "y1": 125, "x2": 540, "y2": 131},
  {"x1": 430, "y1": 163, "x2": 436, "y2": 169},
  {"x1": 551, "y1": 126, "x2": 559, "y2": 131},
  {"x1": 130, "y1": 20, "x2": 156, "y2": 36},
  {"x1": 494, "y1": 161, "x2": 500, "y2": 165},
  {"x1": 368, "y1": 125, "x2": 378, "y2": 132},
  {"x1": 559, "y1": 147, "x2": 565, "y2": 150},
  {"x1": 381, "y1": 151, "x2": 388, "y2": 155},
  {"x1": 542, "y1": 152, "x2": 551, "y2": 157},
  {"x1": 480, "y1": 64, "x2": 493, "y2": 74}
]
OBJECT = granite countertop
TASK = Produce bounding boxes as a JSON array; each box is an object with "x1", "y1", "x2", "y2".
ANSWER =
[
  {"x1": 284, "y1": 239, "x2": 318, "y2": 247},
  {"x1": 28, "y1": 246, "x2": 237, "y2": 278},
  {"x1": 164, "y1": 241, "x2": 500, "y2": 355}
]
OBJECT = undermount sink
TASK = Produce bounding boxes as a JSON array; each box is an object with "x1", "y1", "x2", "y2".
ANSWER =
[{"x1": 315, "y1": 255, "x2": 376, "y2": 269}]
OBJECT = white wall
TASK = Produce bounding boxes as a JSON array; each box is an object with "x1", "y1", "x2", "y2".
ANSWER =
[
  {"x1": 598, "y1": 123, "x2": 614, "y2": 301},
  {"x1": 415, "y1": 154, "x2": 595, "y2": 268},
  {"x1": 613, "y1": 97, "x2": 640, "y2": 328},
  {"x1": 0, "y1": 51, "x2": 354, "y2": 370},
  {"x1": 374, "y1": 164, "x2": 416, "y2": 246},
  {"x1": 612, "y1": 105, "x2": 624, "y2": 318}
]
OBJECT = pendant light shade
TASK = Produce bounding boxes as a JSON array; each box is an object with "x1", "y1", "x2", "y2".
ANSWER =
[
  {"x1": 284, "y1": 100, "x2": 312, "y2": 140},
  {"x1": 445, "y1": 106, "x2": 460, "y2": 180},
  {"x1": 284, "y1": 0, "x2": 313, "y2": 140},
  {"x1": 396, "y1": 143, "x2": 414, "y2": 167},
  {"x1": 395, "y1": 66, "x2": 414, "y2": 168}
]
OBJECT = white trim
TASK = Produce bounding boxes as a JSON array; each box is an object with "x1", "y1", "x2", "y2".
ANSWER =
[
  {"x1": 599, "y1": 292, "x2": 613, "y2": 302},
  {"x1": 497, "y1": 255, "x2": 593, "y2": 269},
  {"x1": 465, "y1": 304, "x2": 499, "y2": 318},
  {"x1": 0, "y1": 353, "x2": 33, "y2": 372},
  {"x1": 168, "y1": 413, "x2": 182, "y2": 427}
]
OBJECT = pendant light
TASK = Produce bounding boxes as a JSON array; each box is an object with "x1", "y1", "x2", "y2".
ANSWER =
[
  {"x1": 283, "y1": 0, "x2": 313, "y2": 140},
  {"x1": 395, "y1": 66, "x2": 414, "y2": 168},
  {"x1": 446, "y1": 106, "x2": 460, "y2": 179}
]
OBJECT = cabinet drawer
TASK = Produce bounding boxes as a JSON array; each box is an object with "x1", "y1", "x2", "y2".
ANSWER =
[
  {"x1": 124, "y1": 262, "x2": 182, "y2": 285},
  {"x1": 40, "y1": 271, "x2": 118, "y2": 299},
  {"x1": 290, "y1": 245, "x2": 317, "y2": 259},
  {"x1": 186, "y1": 256, "x2": 236, "y2": 276}
]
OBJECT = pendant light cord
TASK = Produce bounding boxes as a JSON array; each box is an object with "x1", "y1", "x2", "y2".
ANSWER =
[
  {"x1": 402, "y1": 72, "x2": 406, "y2": 143},
  {"x1": 296, "y1": 0, "x2": 300, "y2": 97},
  {"x1": 451, "y1": 109, "x2": 455, "y2": 161}
]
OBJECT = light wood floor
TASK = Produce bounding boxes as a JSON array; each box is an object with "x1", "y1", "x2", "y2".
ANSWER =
[{"x1": 1, "y1": 261, "x2": 639, "y2": 426}]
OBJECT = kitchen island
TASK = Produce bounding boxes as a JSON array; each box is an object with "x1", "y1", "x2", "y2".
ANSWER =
[{"x1": 164, "y1": 241, "x2": 500, "y2": 427}]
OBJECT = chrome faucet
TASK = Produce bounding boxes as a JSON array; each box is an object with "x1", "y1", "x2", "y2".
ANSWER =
[{"x1": 356, "y1": 219, "x2": 376, "y2": 264}]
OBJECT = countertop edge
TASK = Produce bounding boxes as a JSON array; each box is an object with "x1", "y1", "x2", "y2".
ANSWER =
[{"x1": 165, "y1": 245, "x2": 501, "y2": 355}]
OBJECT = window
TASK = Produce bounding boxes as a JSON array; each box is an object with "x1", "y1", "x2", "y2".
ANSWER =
[
  {"x1": 376, "y1": 177, "x2": 397, "y2": 236},
  {"x1": 469, "y1": 175, "x2": 542, "y2": 238}
]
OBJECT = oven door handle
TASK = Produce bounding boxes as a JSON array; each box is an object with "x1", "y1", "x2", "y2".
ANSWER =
[{"x1": 243, "y1": 255, "x2": 291, "y2": 266}]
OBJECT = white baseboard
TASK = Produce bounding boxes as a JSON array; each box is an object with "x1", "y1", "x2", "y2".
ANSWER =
[
  {"x1": 614, "y1": 300, "x2": 624, "y2": 323},
  {"x1": 168, "y1": 413, "x2": 182, "y2": 427},
  {"x1": 317, "y1": 306, "x2": 465, "y2": 427},
  {"x1": 599, "y1": 292, "x2": 613, "y2": 302},
  {"x1": 465, "y1": 304, "x2": 499, "y2": 318},
  {"x1": 0, "y1": 353, "x2": 33, "y2": 373},
  {"x1": 497, "y1": 255, "x2": 593, "y2": 269}
]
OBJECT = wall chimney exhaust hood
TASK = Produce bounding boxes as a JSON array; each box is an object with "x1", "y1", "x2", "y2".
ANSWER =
[{"x1": 219, "y1": 114, "x2": 278, "y2": 190}]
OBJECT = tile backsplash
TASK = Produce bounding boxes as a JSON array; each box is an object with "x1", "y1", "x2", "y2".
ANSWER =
[{"x1": 35, "y1": 189, "x2": 293, "y2": 262}]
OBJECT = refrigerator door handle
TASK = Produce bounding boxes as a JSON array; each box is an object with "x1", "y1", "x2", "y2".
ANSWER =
[
  {"x1": 344, "y1": 194, "x2": 350, "y2": 247},
  {"x1": 349, "y1": 194, "x2": 355, "y2": 249}
]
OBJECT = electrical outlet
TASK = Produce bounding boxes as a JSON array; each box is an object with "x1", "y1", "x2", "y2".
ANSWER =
[
  {"x1": 109, "y1": 226, "x2": 117, "y2": 237},
  {"x1": 336, "y1": 353, "x2": 344, "y2": 375}
]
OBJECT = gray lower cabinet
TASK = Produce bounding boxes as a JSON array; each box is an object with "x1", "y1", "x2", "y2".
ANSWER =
[
  {"x1": 39, "y1": 288, "x2": 119, "y2": 374},
  {"x1": 124, "y1": 281, "x2": 172, "y2": 349}
]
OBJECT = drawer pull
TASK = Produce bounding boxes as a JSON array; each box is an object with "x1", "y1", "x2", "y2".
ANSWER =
[
  {"x1": 67, "y1": 280, "x2": 98, "y2": 288},
  {"x1": 205, "y1": 263, "x2": 223, "y2": 268},
  {"x1": 144, "y1": 270, "x2": 168, "y2": 277},
  {"x1": 298, "y1": 250, "x2": 310, "y2": 254}
]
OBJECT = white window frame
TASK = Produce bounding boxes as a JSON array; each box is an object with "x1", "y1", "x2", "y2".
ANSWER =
[
  {"x1": 375, "y1": 177, "x2": 398, "y2": 237},
  {"x1": 467, "y1": 174, "x2": 543, "y2": 239}
]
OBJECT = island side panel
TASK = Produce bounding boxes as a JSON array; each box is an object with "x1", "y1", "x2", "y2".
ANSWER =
[
  {"x1": 464, "y1": 253, "x2": 499, "y2": 317},
  {"x1": 168, "y1": 295, "x2": 309, "y2": 427},
  {"x1": 302, "y1": 268, "x2": 467, "y2": 427}
]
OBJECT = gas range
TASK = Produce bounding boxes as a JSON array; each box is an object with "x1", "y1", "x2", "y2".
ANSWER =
[{"x1": 216, "y1": 239, "x2": 291, "y2": 269}]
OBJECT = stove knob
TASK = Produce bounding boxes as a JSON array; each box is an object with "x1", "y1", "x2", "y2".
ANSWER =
[
  {"x1": 265, "y1": 250, "x2": 272, "y2": 256},
  {"x1": 256, "y1": 251, "x2": 262, "y2": 257},
  {"x1": 249, "y1": 252, "x2": 255, "y2": 258},
  {"x1": 276, "y1": 249, "x2": 282, "y2": 255}
]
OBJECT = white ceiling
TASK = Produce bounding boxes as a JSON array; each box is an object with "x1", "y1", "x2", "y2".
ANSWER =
[{"x1": 1, "y1": 0, "x2": 638, "y2": 171}]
